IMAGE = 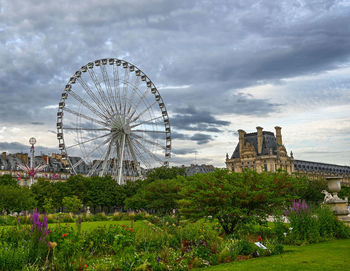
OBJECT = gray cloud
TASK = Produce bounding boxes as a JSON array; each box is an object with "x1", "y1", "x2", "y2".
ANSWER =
[
  {"x1": 172, "y1": 148, "x2": 197, "y2": 155},
  {"x1": 172, "y1": 130, "x2": 213, "y2": 145},
  {"x1": 190, "y1": 133, "x2": 213, "y2": 145},
  {"x1": 0, "y1": 142, "x2": 58, "y2": 155},
  {"x1": 1, "y1": 0, "x2": 350, "y2": 160},
  {"x1": 1, "y1": 0, "x2": 349, "y2": 124},
  {"x1": 31, "y1": 122, "x2": 44, "y2": 125},
  {"x1": 171, "y1": 106, "x2": 230, "y2": 132}
]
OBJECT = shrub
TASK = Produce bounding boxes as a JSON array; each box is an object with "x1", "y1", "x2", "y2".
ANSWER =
[
  {"x1": 135, "y1": 223, "x2": 170, "y2": 252},
  {"x1": 56, "y1": 213, "x2": 75, "y2": 223},
  {"x1": 316, "y1": 206, "x2": 350, "y2": 239},
  {"x1": 285, "y1": 199, "x2": 320, "y2": 244},
  {"x1": 235, "y1": 239, "x2": 255, "y2": 255},
  {"x1": 113, "y1": 225, "x2": 135, "y2": 254},
  {"x1": 94, "y1": 212, "x2": 109, "y2": 221},
  {"x1": 0, "y1": 242, "x2": 30, "y2": 270},
  {"x1": 271, "y1": 244, "x2": 284, "y2": 255}
]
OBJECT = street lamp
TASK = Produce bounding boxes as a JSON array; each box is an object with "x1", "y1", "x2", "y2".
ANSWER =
[{"x1": 29, "y1": 137, "x2": 36, "y2": 186}]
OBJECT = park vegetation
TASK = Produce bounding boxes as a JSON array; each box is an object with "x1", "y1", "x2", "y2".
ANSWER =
[{"x1": 0, "y1": 168, "x2": 349, "y2": 270}]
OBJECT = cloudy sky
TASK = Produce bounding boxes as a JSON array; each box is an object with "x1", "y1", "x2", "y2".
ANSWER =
[{"x1": 1, "y1": 0, "x2": 350, "y2": 167}]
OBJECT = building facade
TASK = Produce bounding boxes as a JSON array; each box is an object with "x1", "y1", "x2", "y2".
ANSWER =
[
  {"x1": 0, "y1": 152, "x2": 71, "y2": 185},
  {"x1": 226, "y1": 126, "x2": 294, "y2": 173},
  {"x1": 225, "y1": 126, "x2": 350, "y2": 185}
]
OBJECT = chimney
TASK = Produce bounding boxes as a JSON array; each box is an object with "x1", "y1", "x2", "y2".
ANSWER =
[
  {"x1": 238, "y1": 129, "x2": 246, "y2": 156},
  {"x1": 256, "y1": 126, "x2": 263, "y2": 154},
  {"x1": 275, "y1": 126, "x2": 282, "y2": 146}
]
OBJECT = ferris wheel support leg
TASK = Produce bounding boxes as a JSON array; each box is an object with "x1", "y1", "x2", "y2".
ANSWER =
[
  {"x1": 127, "y1": 137, "x2": 142, "y2": 179},
  {"x1": 117, "y1": 134, "x2": 126, "y2": 185}
]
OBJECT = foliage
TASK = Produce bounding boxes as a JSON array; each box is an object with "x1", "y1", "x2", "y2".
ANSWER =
[
  {"x1": 0, "y1": 174, "x2": 19, "y2": 187},
  {"x1": 62, "y1": 195, "x2": 83, "y2": 213},
  {"x1": 146, "y1": 166, "x2": 186, "y2": 181},
  {"x1": 1, "y1": 216, "x2": 349, "y2": 271},
  {"x1": 293, "y1": 174, "x2": 328, "y2": 203},
  {"x1": 179, "y1": 169, "x2": 297, "y2": 234},
  {"x1": 284, "y1": 201, "x2": 350, "y2": 245},
  {"x1": 339, "y1": 186, "x2": 350, "y2": 200},
  {"x1": 125, "y1": 178, "x2": 184, "y2": 213},
  {"x1": 0, "y1": 185, "x2": 36, "y2": 212},
  {"x1": 42, "y1": 197, "x2": 54, "y2": 214}
]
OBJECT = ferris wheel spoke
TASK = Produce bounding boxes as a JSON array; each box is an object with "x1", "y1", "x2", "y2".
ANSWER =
[
  {"x1": 130, "y1": 142, "x2": 152, "y2": 169},
  {"x1": 71, "y1": 136, "x2": 112, "y2": 171},
  {"x1": 99, "y1": 139, "x2": 113, "y2": 177},
  {"x1": 128, "y1": 87, "x2": 150, "y2": 120},
  {"x1": 130, "y1": 100, "x2": 158, "y2": 123},
  {"x1": 130, "y1": 115, "x2": 164, "y2": 128},
  {"x1": 63, "y1": 107, "x2": 108, "y2": 127},
  {"x1": 88, "y1": 159, "x2": 103, "y2": 176},
  {"x1": 131, "y1": 133, "x2": 166, "y2": 150},
  {"x1": 113, "y1": 63, "x2": 122, "y2": 113},
  {"x1": 132, "y1": 138, "x2": 164, "y2": 164},
  {"x1": 126, "y1": 75, "x2": 141, "y2": 115},
  {"x1": 66, "y1": 132, "x2": 112, "y2": 150},
  {"x1": 69, "y1": 90, "x2": 107, "y2": 121},
  {"x1": 132, "y1": 129, "x2": 166, "y2": 134},
  {"x1": 87, "y1": 68, "x2": 115, "y2": 114},
  {"x1": 121, "y1": 68, "x2": 130, "y2": 116},
  {"x1": 77, "y1": 77, "x2": 111, "y2": 117},
  {"x1": 126, "y1": 136, "x2": 142, "y2": 177},
  {"x1": 88, "y1": 141, "x2": 113, "y2": 176},
  {"x1": 101, "y1": 64, "x2": 120, "y2": 115},
  {"x1": 63, "y1": 127, "x2": 109, "y2": 132}
]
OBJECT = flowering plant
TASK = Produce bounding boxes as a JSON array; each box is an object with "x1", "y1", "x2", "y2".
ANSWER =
[
  {"x1": 30, "y1": 209, "x2": 51, "y2": 243},
  {"x1": 284, "y1": 199, "x2": 310, "y2": 216}
]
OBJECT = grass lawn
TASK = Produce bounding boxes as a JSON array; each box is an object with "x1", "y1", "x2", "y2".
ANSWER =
[
  {"x1": 0, "y1": 220, "x2": 146, "y2": 231},
  {"x1": 48, "y1": 220, "x2": 140, "y2": 231},
  {"x1": 199, "y1": 239, "x2": 350, "y2": 271}
]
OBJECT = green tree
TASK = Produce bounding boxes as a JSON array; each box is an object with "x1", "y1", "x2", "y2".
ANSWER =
[
  {"x1": 125, "y1": 178, "x2": 184, "y2": 213},
  {"x1": 62, "y1": 196, "x2": 82, "y2": 213},
  {"x1": 42, "y1": 197, "x2": 54, "y2": 214},
  {"x1": 85, "y1": 176, "x2": 124, "y2": 212},
  {"x1": 0, "y1": 185, "x2": 36, "y2": 212},
  {"x1": 146, "y1": 166, "x2": 186, "y2": 182},
  {"x1": 0, "y1": 174, "x2": 18, "y2": 187},
  {"x1": 294, "y1": 174, "x2": 327, "y2": 203},
  {"x1": 179, "y1": 169, "x2": 297, "y2": 234},
  {"x1": 31, "y1": 179, "x2": 58, "y2": 211}
]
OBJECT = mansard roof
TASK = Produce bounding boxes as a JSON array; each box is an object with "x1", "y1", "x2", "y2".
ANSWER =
[
  {"x1": 231, "y1": 131, "x2": 277, "y2": 159},
  {"x1": 294, "y1": 159, "x2": 350, "y2": 174}
]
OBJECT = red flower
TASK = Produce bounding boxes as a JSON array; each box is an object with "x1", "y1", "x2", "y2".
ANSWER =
[
  {"x1": 258, "y1": 236, "x2": 263, "y2": 242},
  {"x1": 62, "y1": 233, "x2": 67, "y2": 237},
  {"x1": 129, "y1": 228, "x2": 134, "y2": 231},
  {"x1": 85, "y1": 264, "x2": 87, "y2": 268}
]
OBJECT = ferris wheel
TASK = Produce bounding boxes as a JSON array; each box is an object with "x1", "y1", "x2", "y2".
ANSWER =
[{"x1": 56, "y1": 58, "x2": 171, "y2": 184}]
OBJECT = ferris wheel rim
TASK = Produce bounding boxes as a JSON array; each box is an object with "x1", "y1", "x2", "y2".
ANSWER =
[{"x1": 56, "y1": 58, "x2": 171, "y2": 182}]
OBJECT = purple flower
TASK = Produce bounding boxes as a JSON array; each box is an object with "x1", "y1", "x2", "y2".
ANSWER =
[
  {"x1": 285, "y1": 199, "x2": 310, "y2": 216},
  {"x1": 30, "y1": 209, "x2": 51, "y2": 243}
]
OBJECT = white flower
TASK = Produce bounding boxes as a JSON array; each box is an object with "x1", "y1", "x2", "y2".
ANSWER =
[
  {"x1": 289, "y1": 227, "x2": 293, "y2": 231},
  {"x1": 283, "y1": 232, "x2": 287, "y2": 237}
]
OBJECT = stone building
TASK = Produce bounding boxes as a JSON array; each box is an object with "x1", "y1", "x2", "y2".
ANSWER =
[
  {"x1": 225, "y1": 126, "x2": 294, "y2": 173},
  {"x1": 0, "y1": 152, "x2": 71, "y2": 185},
  {"x1": 225, "y1": 126, "x2": 350, "y2": 186}
]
